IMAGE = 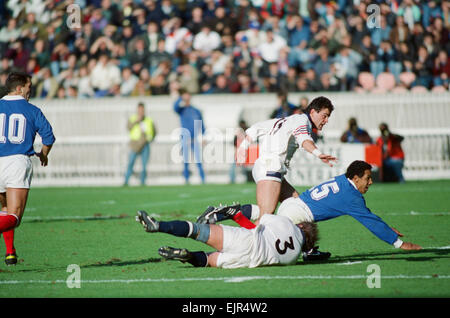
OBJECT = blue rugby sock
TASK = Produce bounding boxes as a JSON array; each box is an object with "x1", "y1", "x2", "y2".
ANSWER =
[
  {"x1": 187, "y1": 251, "x2": 208, "y2": 267},
  {"x1": 158, "y1": 221, "x2": 210, "y2": 242}
]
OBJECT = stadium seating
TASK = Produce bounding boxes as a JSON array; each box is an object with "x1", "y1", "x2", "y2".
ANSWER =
[
  {"x1": 410, "y1": 86, "x2": 428, "y2": 93},
  {"x1": 399, "y1": 72, "x2": 416, "y2": 89},
  {"x1": 375, "y1": 73, "x2": 396, "y2": 92},
  {"x1": 357, "y1": 72, "x2": 376, "y2": 92}
]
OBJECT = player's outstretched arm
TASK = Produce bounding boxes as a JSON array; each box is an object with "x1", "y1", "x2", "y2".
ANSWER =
[
  {"x1": 301, "y1": 140, "x2": 337, "y2": 167},
  {"x1": 399, "y1": 242, "x2": 422, "y2": 250},
  {"x1": 391, "y1": 227, "x2": 421, "y2": 250}
]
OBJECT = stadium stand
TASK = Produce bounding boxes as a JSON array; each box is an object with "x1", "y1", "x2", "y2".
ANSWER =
[{"x1": 0, "y1": 0, "x2": 449, "y2": 97}]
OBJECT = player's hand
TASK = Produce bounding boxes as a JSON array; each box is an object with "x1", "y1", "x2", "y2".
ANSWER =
[
  {"x1": 36, "y1": 152, "x2": 48, "y2": 166},
  {"x1": 400, "y1": 242, "x2": 422, "y2": 250},
  {"x1": 319, "y1": 154, "x2": 337, "y2": 167},
  {"x1": 391, "y1": 227, "x2": 404, "y2": 237}
]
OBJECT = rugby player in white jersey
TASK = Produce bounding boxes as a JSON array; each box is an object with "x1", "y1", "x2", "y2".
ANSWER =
[
  {"x1": 135, "y1": 210, "x2": 318, "y2": 269},
  {"x1": 235, "y1": 96, "x2": 336, "y2": 219},
  {"x1": 0, "y1": 72, "x2": 55, "y2": 265}
]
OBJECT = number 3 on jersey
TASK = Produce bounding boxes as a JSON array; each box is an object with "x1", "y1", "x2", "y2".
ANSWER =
[
  {"x1": 275, "y1": 236, "x2": 295, "y2": 255},
  {"x1": 310, "y1": 181, "x2": 340, "y2": 200},
  {"x1": 0, "y1": 113, "x2": 26, "y2": 144}
]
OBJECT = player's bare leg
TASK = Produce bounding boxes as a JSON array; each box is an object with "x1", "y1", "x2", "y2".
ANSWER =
[
  {"x1": 256, "y1": 180, "x2": 281, "y2": 216},
  {"x1": 205, "y1": 224, "x2": 223, "y2": 251},
  {"x1": 0, "y1": 189, "x2": 27, "y2": 266},
  {"x1": 5, "y1": 188, "x2": 29, "y2": 222},
  {"x1": 206, "y1": 252, "x2": 220, "y2": 267},
  {"x1": 279, "y1": 179, "x2": 299, "y2": 202}
]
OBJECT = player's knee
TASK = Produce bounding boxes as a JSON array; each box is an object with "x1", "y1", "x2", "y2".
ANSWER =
[{"x1": 193, "y1": 223, "x2": 211, "y2": 243}]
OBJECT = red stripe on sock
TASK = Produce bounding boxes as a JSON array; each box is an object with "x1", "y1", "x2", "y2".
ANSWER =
[{"x1": 232, "y1": 211, "x2": 256, "y2": 229}]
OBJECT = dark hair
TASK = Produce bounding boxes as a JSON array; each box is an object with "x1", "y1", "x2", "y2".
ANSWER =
[
  {"x1": 345, "y1": 160, "x2": 372, "y2": 179},
  {"x1": 299, "y1": 222, "x2": 319, "y2": 252},
  {"x1": 5, "y1": 72, "x2": 31, "y2": 93},
  {"x1": 305, "y1": 96, "x2": 334, "y2": 115}
]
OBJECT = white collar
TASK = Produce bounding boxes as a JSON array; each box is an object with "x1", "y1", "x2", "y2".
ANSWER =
[
  {"x1": 1, "y1": 95, "x2": 25, "y2": 101},
  {"x1": 347, "y1": 178, "x2": 358, "y2": 190}
]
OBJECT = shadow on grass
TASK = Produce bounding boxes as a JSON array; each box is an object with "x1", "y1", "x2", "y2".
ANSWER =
[
  {"x1": 298, "y1": 248, "x2": 450, "y2": 265},
  {"x1": 82, "y1": 257, "x2": 162, "y2": 268}
]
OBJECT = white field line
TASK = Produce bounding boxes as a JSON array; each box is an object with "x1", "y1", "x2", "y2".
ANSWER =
[
  {"x1": 385, "y1": 211, "x2": 450, "y2": 216},
  {"x1": 1, "y1": 275, "x2": 449, "y2": 285}
]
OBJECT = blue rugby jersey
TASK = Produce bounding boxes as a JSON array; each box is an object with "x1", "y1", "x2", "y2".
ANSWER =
[
  {"x1": 0, "y1": 95, "x2": 55, "y2": 157},
  {"x1": 299, "y1": 174, "x2": 398, "y2": 245}
]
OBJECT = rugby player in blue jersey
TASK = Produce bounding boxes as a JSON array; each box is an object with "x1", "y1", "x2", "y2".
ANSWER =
[
  {"x1": 198, "y1": 160, "x2": 422, "y2": 258},
  {"x1": 0, "y1": 72, "x2": 55, "y2": 265}
]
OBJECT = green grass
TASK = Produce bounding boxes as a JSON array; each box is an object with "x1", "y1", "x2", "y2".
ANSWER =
[{"x1": 0, "y1": 180, "x2": 449, "y2": 298}]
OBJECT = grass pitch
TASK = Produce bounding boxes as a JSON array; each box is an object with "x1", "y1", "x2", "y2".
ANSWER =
[{"x1": 0, "y1": 180, "x2": 449, "y2": 298}]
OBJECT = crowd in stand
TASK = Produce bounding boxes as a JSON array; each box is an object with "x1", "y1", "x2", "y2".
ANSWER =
[{"x1": 0, "y1": 0, "x2": 449, "y2": 99}]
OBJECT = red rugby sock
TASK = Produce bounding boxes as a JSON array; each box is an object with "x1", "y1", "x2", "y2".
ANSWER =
[
  {"x1": 3, "y1": 229, "x2": 15, "y2": 255},
  {"x1": 232, "y1": 211, "x2": 256, "y2": 229},
  {"x1": 0, "y1": 214, "x2": 18, "y2": 233}
]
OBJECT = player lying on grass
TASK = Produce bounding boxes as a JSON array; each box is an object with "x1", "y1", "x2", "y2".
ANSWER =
[
  {"x1": 135, "y1": 210, "x2": 318, "y2": 268},
  {"x1": 197, "y1": 160, "x2": 422, "y2": 253}
]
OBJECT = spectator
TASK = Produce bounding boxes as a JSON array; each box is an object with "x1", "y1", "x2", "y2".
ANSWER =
[
  {"x1": 212, "y1": 74, "x2": 231, "y2": 94},
  {"x1": 128, "y1": 38, "x2": 150, "y2": 75},
  {"x1": 90, "y1": 54, "x2": 121, "y2": 97},
  {"x1": 77, "y1": 66, "x2": 95, "y2": 98},
  {"x1": 206, "y1": 6, "x2": 238, "y2": 36},
  {"x1": 124, "y1": 102, "x2": 157, "y2": 186},
  {"x1": 390, "y1": 15, "x2": 410, "y2": 49},
  {"x1": 120, "y1": 67, "x2": 139, "y2": 96},
  {"x1": 371, "y1": 41, "x2": 401, "y2": 82},
  {"x1": 143, "y1": 22, "x2": 164, "y2": 55},
  {"x1": 334, "y1": 45, "x2": 362, "y2": 90},
  {"x1": 258, "y1": 28, "x2": 287, "y2": 73},
  {"x1": 340, "y1": 117, "x2": 372, "y2": 144},
  {"x1": 397, "y1": 0, "x2": 422, "y2": 31},
  {"x1": 163, "y1": 17, "x2": 193, "y2": 55},
  {"x1": 177, "y1": 63, "x2": 200, "y2": 94},
  {"x1": 376, "y1": 123, "x2": 405, "y2": 183},
  {"x1": 185, "y1": 6, "x2": 204, "y2": 35},
  {"x1": 270, "y1": 90, "x2": 297, "y2": 118},
  {"x1": 5, "y1": 41, "x2": 30, "y2": 72},
  {"x1": 193, "y1": 25, "x2": 222, "y2": 56},
  {"x1": 313, "y1": 46, "x2": 332, "y2": 78},
  {"x1": 0, "y1": 19, "x2": 21, "y2": 52},
  {"x1": 150, "y1": 61, "x2": 171, "y2": 95},
  {"x1": 173, "y1": 89, "x2": 206, "y2": 184},
  {"x1": 32, "y1": 38, "x2": 50, "y2": 69},
  {"x1": 413, "y1": 45, "x2": 434, "y2": 88},
  {"x1": 432, "y1": 49, "x2": 450, "y2": 88}
]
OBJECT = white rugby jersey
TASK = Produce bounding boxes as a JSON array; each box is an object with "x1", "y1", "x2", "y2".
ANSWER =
[
  {"x1": 245, "y1": 113, "x2": 314, "y2": 162},
  {"x1": 250, "y1": 214, "x2": 304, "y2": 267}
]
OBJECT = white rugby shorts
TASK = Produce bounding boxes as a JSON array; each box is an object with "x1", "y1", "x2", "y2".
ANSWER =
[
  {"x1": 277, "y1": 197, "x2": 314, "y2": 224},
  {"x1": 0, "y1": 155, "x2": 33, "y2": 192},
  {"x1": 216, "y1": 224, "x2": 255, "y2": 269},
  {"x1": 252, "y1": 154, "x2": 287, "y2": 183}
]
